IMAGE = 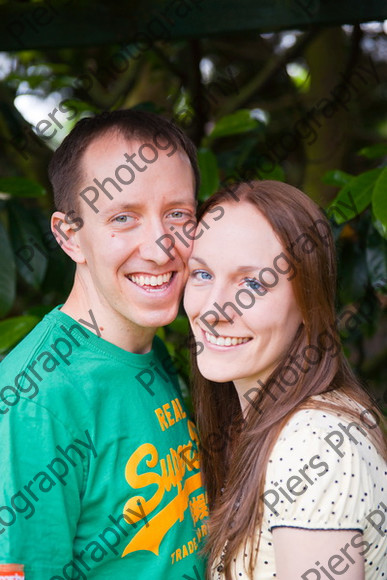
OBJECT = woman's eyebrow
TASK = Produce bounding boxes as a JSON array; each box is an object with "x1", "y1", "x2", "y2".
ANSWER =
[
  {"x1": 236, "y1": 265, "x2": 264, "y2": 273},
  {"x1": 189, "y1": 256, "x2": 208, "y2": 266},
  {"x1": 189, "y1": 257, "x2": 265, "y2": 272}
]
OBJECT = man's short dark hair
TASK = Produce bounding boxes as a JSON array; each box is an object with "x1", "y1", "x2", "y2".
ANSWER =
[{"x1": 48, "y1": 109, "x2": 199, "y2": 213}]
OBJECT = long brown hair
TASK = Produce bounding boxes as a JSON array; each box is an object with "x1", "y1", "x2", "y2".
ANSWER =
[{"x1": 191, "y1": 180, "x2": 386, "y2": 578}]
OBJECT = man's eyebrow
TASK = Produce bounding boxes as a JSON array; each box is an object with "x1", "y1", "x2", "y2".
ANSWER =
[
  {"x1": 165, "y1": 199, "x2": 196, "y2": 207},
  {"x1": 98, "y1": 197, "x2": 196, "y2": 215},
  {"x1": 98, "y1": 202, "x2": 143, "y2": 216}
]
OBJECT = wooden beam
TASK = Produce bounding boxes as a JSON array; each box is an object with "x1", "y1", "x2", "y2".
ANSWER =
[{"x1": 0, "y1": 0, "x2": 386, "y2": 52}]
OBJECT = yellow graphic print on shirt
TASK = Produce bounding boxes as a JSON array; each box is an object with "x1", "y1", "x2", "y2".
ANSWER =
[{"x1": 121, "y1": 419, "x2": 205, "y2": 557}]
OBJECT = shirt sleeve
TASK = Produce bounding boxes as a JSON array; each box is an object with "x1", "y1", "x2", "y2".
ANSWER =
[
  {"x1": 263, "y1": 411, "x2": 375, "y2": 533},
  {"x1": 0, "y1": 395, "x2": 85, "y2": 579}
]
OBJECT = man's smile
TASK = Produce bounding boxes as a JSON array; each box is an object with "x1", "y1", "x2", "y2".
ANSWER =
[{"x1": 126, "y1": 271, "x2": 177, "y2": 292}]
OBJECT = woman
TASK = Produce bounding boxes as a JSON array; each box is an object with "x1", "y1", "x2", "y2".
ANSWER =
[{"x1": 184, "y1": 181, "x2": 387, "y2": 580}]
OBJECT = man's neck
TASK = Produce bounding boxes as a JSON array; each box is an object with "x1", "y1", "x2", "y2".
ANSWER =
[{"x1": 61, "y1": 289, "x2": 156, "y2": 355}]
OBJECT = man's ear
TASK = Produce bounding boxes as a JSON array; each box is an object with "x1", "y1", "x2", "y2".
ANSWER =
[{"x1": 51, "y1": 211, "x2": 86, "y2": 264}]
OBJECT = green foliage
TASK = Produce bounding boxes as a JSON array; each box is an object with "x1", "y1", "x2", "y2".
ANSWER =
[
  {"x1": 0, "y1": 315, "x2": 40, "y2": 354},
  {"x1": 0, "y1": 25, "x2": 386, "y2": 407},
  {"x1": 197, "y1": 148, "x2": 220, "y2": 201},
  {"x1": 0, "y1": 220, "x2": 16, "y2": 317},
  {"x1": 323, "y1": 150, "x2": 387, "y2": 408},
  {"x1": 373, "y1": 168, "x2": 387, "y2": 236},
  {"x1": 326, "y1": 149, "x2": 387, "y2": 302},
  {"x1": 327, "y1": 167, "x2": 385, "y2": 225},
  {"x1": 207, "y1": 110, "x2": 260, "y2": 139},
  {"x1": 0, "y1": 177, "x2": 46, "y2": 198},
  {"x1": 0, "y1": 180, "x2": 74, "y2": 359},
  {"x1": 9, "y1": 201, "x2": 48, "y2": 288}
]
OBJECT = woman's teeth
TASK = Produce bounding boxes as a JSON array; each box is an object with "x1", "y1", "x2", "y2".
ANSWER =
[{"x1": 205, "y1": 332, "x2": 250, "y2": 346}]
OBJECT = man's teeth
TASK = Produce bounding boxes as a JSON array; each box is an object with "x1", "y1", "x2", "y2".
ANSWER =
[
  {"x1": 129, "y1": 272, "x2": 172, "y2": 287},
  {"x1": 205, "y1": 332, "x2": 250, "y2": 346}
]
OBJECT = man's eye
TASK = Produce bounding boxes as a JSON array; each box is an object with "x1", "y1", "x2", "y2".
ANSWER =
[
  {"x1": 114, "y1": 215, "x2": 134, "y2": 223},
  {"x1": 168, "y1": 210, "x2": 194, "y2": 220}
]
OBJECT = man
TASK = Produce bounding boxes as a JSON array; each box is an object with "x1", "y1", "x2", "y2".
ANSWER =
[{"x1": 0, "y1": 110, "x2": 208, "y2": 579}]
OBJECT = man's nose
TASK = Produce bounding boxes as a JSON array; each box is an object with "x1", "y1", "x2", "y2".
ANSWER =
[{"x1": 138, "y1": 220, "x2": 177, "y2": 264}]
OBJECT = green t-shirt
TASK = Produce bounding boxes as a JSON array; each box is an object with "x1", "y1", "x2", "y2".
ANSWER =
[{"x1": 0, "y1": 307, "x2": 207, "y2": 579}]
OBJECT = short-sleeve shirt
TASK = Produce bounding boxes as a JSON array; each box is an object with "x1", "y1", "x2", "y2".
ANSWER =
[
  {"x1": 0, "y1": 306, "x2": 208, "y2": 579},
  {"x1": 215, "y1": 395, "x2": 386, "y2": 579}
]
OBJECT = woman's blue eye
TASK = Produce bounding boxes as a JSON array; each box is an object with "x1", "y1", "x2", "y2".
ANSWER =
[
  {"x1": 170, "y1": 211, "x2": 184, "y2": 218},
  {"x1": 244, "y1": 277, "x2": 263, "y2": 291},
  {"x1": 192, "y1": 270, "x2": 212, "y2": 281}
]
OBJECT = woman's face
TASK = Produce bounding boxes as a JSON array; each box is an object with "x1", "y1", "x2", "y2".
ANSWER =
[{"x1": 184, "y1": 201, "x2": 302, "y2": 403}]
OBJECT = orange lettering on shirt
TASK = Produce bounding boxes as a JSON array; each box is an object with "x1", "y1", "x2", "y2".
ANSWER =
[
  {"x1": 171, "y1": 398, "x2": 182, "y2": 421},
  {"x1": 154, "y1": 407, "x2": 169, "y2": 431},
  {"x1": 163, "y1": 403, "x2": 175, "y2": 426},
  {"x1": 176, "y1": 397, "x2": 186, "y2": 419},
  {"x1": 155, "y1": 398, "x2": 186, "y2": 431},
  {"x1": 122, "y1": 421, "x2": 205, "y2": 557}
]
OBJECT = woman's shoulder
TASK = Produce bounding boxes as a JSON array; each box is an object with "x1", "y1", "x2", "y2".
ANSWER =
[
  {"x1": 271, "y1": 389, "x2": 386, "y2": 489},
  {"x1": 279, "y1": 390, "x2": 376, "y2": 439},
  {"x1": 264, "y1": 391, "x2": 386, "y2": 537}
]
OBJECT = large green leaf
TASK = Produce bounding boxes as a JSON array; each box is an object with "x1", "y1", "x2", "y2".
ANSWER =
[
  {"x1": 372, "y1": 166, "x2": 387, "y2": 235},
  {"x1": 322, "y1": 170, "x2": 353, "y2": 187},
  {"x1": 209, "y1": 110, "x2": 260, "y2": 139},
  {"x1": 9, "y1": 203, "x2": 48, "y2": 288},
  {"x1": 0, "y1": 178, "x2": 46, "y2": 198},
  {"x1": 0, "y1": 316, "x2": 40, "y2": 354},
  {"x1": 358, "y1": 144, "x2": 387, "y2": 159},
  {"x1": 372, "y1": 218, "x2": 387, "y2": 240},
  {"x1": 0, "y1": 220, "x2": 16, "y2": 317},
  {"x1": 257, "y1": 162, "x2": 285, "y2": 182},
  {"x1": 197, "y1": 148, "x2": 220, "y2": 201},
  {"x1": 366, "y1": 227, "x2": 387, "y2": 295},
  {"x1": 327, "y1": 168, "x2": 382, "y2": 224}
]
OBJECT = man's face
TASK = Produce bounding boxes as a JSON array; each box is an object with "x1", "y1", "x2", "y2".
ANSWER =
[{"x1": 74, "y1": 132, "x2": 196, "y2": 334}]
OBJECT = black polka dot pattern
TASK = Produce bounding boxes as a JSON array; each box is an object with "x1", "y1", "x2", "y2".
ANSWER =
[{"x1": 213, "y1": 394, "x2": 387, "y2": 579}]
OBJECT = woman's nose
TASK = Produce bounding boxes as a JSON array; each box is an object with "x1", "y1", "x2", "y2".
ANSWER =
[{"x1": 200, "y1": 285, "x2": 241, "y2": 336}]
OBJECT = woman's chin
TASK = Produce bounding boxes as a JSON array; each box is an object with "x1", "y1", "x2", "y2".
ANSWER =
[{"x1": 197, "y1": 363, "x2": 234, "y2": 384}]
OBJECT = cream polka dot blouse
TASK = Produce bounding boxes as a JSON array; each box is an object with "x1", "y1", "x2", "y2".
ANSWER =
[{"x1": 213, "y1": 395, "x2": 387, "y2": 579}]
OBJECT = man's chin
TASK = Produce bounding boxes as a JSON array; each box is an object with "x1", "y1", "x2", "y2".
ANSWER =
[{"x1": 135, "y1": 307, "x2": 179, "y2": 330}]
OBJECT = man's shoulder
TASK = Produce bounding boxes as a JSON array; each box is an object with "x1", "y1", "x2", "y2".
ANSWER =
[
  {"x1": 1, "y1": 306, "x2": 86, "y2": 370},
  {"x1": 0, "y1": 306, "x2": 96, "y2": 401},
  {"x1": 1, "y1": 307, "x2": 58, "y2": 367}
]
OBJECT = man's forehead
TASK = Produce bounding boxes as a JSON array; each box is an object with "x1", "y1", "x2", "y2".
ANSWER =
[
  {"x1": 83, "y1": 132, "x2": 144, "y2": 163},
  {"x1": 75, "y1": 129, "x2": 194, "y2": 216},
  {"x1": 80, "y1": 131, "x2": 188, "y2": 173}
]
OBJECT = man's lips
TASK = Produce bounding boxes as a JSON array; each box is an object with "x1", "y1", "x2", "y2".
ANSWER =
[
  {"x1": 127, "y1": 271, "x2": 174, "y2": 287},
  {"x1": 126, "y1": 271, "x2": 177, "y2": 292}
]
